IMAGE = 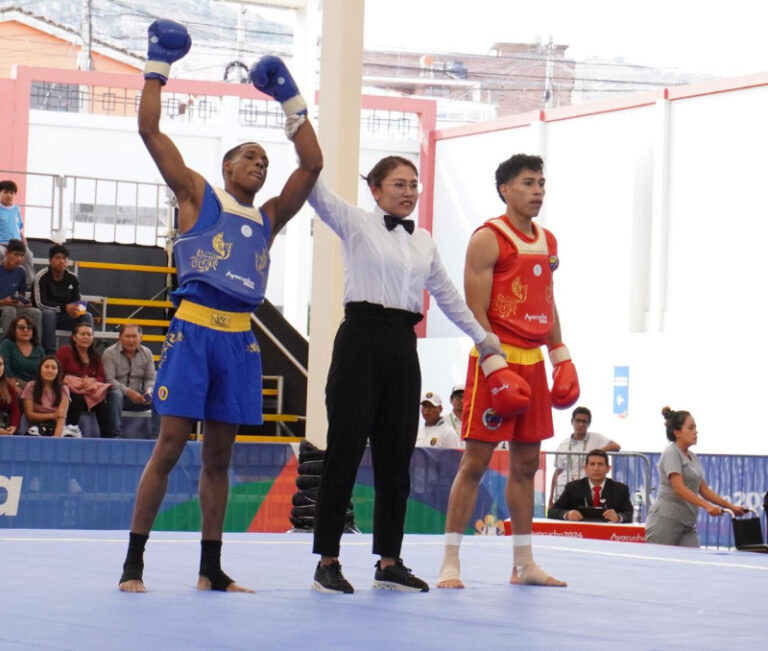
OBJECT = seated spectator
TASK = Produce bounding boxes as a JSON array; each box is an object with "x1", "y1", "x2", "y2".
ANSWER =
[
  {"x1": 447, "y1": 384, "x2": 464, "y2": 435},
  {"x1": 56, "y1": 323, "x2": 119, "y2": 438},
  {"x1": 0, "y1": 239, "x2": 42, "y2": 338},
  {"x1": 645, "y1": 406, "x2": 746, "y2": 547},
  {"x1": 548, "y1": 449, "x2": 633, "y2": 523},
  {"x1": 549, "y1": 406, "x2": 621, "y2": 508},
  {"x1": 0, "y1": 356, "x2": 20, "y2": 435},
  {"x1": 0, "y1": 314, "x2": 46, "y2": 391},
  {"x1": 21, "y1": 355, "x2": 71, "y2": 437},
  {"x1": 415, "y1": 391, "x2": 461, "y2": 449},
  {"x1": 102, "y1": 323, "x2": 159, "y2": 438},
  {"x1": 0, "y1": 180, "x2": 35, "y2": 284},
  {"x1": 32, "y1": 243, "x2": 93, "y2": 354}
]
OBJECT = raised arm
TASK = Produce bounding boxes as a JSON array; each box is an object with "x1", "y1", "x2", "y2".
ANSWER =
[
  {"x1": 249, "y1": 56, "x2": 323, "y2": 244},
  {"x1": 138, "y1": 20, "x2": 206, "y2": 233}
]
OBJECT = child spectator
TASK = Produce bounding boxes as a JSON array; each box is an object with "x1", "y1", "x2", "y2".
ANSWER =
[
  {"x1": 0, "y1": 180, "x2": 35, "y2": 284},
  {"x1": 21, "y1": 355, "x2": 72, "y2": 437}
]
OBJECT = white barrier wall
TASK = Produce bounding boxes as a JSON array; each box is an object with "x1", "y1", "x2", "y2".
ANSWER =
[{"x1": 423, "y1": 77, "x2": 768, "y2": 455}]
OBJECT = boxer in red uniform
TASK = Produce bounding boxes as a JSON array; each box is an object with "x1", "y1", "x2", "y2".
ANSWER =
[{"x1": 438, "y1": 154, "x2": 579, "y2": 589}]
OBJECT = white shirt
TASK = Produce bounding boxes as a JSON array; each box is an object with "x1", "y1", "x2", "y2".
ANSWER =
[
  {"x1": 552, "y1": 432, "x2": 612, "y2": 498},
  {"x1": 448, "y1": 411, "x2": 462, "y2": 435},
  {"x1": 309, "y1": 179, "x2": 486, "y2": 343},
  {"x1": 416, "y1": 418, "x2": 462, "y2": 449}
]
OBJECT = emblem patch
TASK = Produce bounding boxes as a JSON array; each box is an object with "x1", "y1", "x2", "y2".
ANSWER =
[{"x1": 482, "y1": 408, "x2": 502, "y2": 431}]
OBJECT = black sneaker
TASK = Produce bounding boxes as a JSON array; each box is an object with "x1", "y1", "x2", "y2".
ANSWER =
[
  {"x1": 312, "y1": 561, "x2": 354, "y2": 594},
  {"x1": 373, "y1": 559, "x2": 429, "y2": 592}
]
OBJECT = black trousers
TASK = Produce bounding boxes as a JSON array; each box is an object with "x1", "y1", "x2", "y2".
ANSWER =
[
  {"x1": 67, "y1": 393, "x2": 117, "y2": 438},
  {"x1": 313, "y1": 302, "x2": 422, "y2": 558}
]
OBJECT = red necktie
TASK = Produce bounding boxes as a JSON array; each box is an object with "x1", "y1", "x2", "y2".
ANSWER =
[{"x1": 592, "y1": 485, "x2": 601, "y2": 507}]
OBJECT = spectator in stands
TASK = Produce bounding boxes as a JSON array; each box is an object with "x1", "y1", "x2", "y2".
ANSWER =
[
  {"x1": 645, "y1": 406, "x2": 746, "y2": 547},
  {"x1": 102, "y1": 323, "x2": 159, "y2": 438},
  {"x1": 0, "y1": 180, "x2": 35, "y2": 284},
  {"x1": 549, "y1": 406, "x2": 621, "y2": 508},
  {"x1": 32, "y1": 243, "x2": 93, "y2": 354},
  {"x1": 56, "y1": 323, "x2": 119, "y2": 438},
  {"x1": 416, "y1": 392, "x2": 462, "y2": 449},
  {"x1": 0, "y1": 356, "x2": 20, "y2": 435},
  {"x1": 0, "y1": 314, "x2": 45, "y2": 391},
  {"x1": 21, "y1": 355, "x2": 70, "y2": 437},
  {"x1": 447, "y1": 384, "x2": 464, "y2": 436},
  {"x1": 548, "y1": 449, "x2": 633, "y2": 523},
  {"x1": 0, "y1": 239, "x2": 42, "y2": 338}
]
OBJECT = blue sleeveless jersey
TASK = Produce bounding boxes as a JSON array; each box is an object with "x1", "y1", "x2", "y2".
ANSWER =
[{"x1": 172, "y1": 184, "x2": 271, "y2": 311}]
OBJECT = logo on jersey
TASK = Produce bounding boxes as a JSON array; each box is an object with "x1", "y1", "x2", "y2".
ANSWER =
[
  {"x1": 482, "y1": 408, "x2": 503, "y2": 431},
  {"x1": 491, "y1": 275, "x2": 527, "y2": 319},
  {"x1": 524, "y1": 312, "x2": 549, "y2": 324},
  {"x1": 157, "y1": 386, "x2": 168, "y2": 401},
  {"x1": 191, "y1": 232, "x2": 232, "y2": 272},
  {"x1": 549, "y1": 255, "x2": 559, "y2": 271}
]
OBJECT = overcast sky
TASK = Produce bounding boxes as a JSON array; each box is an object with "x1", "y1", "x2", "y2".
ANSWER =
[{"x1": 362, "y1": 0, "x2": 768, "y2": 76}]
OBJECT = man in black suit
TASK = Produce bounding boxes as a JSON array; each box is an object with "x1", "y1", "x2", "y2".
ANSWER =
[{"x1": 548, "y1": 449, "x2": 633, "y2": 523}]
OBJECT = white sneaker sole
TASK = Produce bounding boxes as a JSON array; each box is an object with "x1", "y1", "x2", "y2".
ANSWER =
[
  {"x1": 312, "y1": 580, "x2": 352, "y2": 594},
  {"x1": 372, "y1": 579, "x2": 426, "y2": 592}
]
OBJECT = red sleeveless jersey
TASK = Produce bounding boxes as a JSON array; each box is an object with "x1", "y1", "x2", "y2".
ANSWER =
[{"x1": 481, "y1": 216, "x2": 558, "y2": 348}]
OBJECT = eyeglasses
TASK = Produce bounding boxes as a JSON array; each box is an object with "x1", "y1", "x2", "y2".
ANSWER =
[
  {"x1": 382, "y1": 181, "x2": 422, "y2": 195},
  {"x1": 16, "y1": 324, "x2": 32, "y2": 331}
]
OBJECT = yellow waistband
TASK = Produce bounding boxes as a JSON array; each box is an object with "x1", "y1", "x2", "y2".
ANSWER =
[
  {"x1": 175, "y1": 300, "x2": 251, "y2": 332},
  {"x1": 471, "y1": 342, "x2": 544, "y2": 366}
]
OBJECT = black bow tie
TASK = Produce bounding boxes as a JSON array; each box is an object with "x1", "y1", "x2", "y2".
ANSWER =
[{"x1": 384, "y1": 214, "x2": 415, "y2": 234}]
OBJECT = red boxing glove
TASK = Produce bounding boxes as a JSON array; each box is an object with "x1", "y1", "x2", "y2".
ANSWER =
[
  {"x1": 481, "y1": 354, "x2": 532, "y2": 418},
  {"x1": 548, "y1": 344, "x2": 580, "y2": 409}
]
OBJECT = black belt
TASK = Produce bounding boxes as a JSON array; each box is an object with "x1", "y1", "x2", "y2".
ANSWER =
[{"x1": 344, "y1": 301, "x2": 423, "y2": 327}]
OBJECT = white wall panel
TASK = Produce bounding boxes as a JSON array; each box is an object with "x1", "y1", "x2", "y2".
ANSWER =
[{"x1": 421, "y1": 85, "x2": 768, "y2": 455}]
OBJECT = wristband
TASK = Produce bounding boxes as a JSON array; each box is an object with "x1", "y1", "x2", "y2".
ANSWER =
[
  {"x1": 144, "y1": 60, "x2": 171, "y2": 79},
  {"x1": 548, "y1": 344, "x2": 571, "y2": 366}
]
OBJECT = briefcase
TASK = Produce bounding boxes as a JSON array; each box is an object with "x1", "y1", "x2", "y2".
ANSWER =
[{"x1": 729, "y1": 510, "x2": 768, "y2": 553}]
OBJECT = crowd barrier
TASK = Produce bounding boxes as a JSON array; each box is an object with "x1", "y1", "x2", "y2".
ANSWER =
[
  {"x1": 0, "y1": 438, "x2": 764, "y2": 547},
  {"x1": 0, "y1": 439, "x2": 543, "y2": 534}
]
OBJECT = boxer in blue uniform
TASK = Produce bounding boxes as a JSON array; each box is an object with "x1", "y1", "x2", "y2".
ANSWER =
[{"x1": 119, "y1": 19, "x2": 322, "y2": 593}]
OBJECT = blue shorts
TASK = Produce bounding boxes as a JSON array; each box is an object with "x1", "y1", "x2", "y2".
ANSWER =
[{"x1": 154, "y1": 301, "x2": 263, "y2": 425}]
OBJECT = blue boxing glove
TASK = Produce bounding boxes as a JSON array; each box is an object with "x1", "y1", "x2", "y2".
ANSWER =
[
  {"x1": 144, "y1": 19, "x2": 192, "y2": 85},
  {"x1": 249, "y1": 56, "x2": 307, "y2": 116}
]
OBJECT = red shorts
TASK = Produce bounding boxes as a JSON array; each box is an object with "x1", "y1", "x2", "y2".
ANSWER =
[{"x1": 461, "y1": 344, "x2": 553, "y2": 444}]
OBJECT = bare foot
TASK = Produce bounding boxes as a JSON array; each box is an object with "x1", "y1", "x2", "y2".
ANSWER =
[
  {"x1": 510, "y1": 565, "x2": 567, "y2": 587},
  {"x1": 119, "y1": 579, "x2": 146, "y2": 593},
  {"x1": 437, "y1": 554, "x2": 463, "y2": 589},
  {"x1": 436, "y1": 577, "x2": 465, "y2": 589},
  {"x1": 196, "y1": 575, "x2": 254, "y2": 593}
]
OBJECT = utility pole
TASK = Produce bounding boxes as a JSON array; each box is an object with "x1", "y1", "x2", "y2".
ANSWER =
[
  {"x1": 78, "y1": 0, "x2": 93, "y2": 71},
  {"x1": 542, "y1": 36, "x2": 555, "y2": 109}
]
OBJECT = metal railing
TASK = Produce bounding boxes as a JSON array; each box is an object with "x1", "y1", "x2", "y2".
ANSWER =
[
  {"x1": 1, "y1": 170, "x2": 171, "y2": 247},
  {"x1": 543, "y1": 450, "x2": 652, "y2": 522},
  {"x1": 28, "y1": 83, "x2": 423, "y2": 140}
]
